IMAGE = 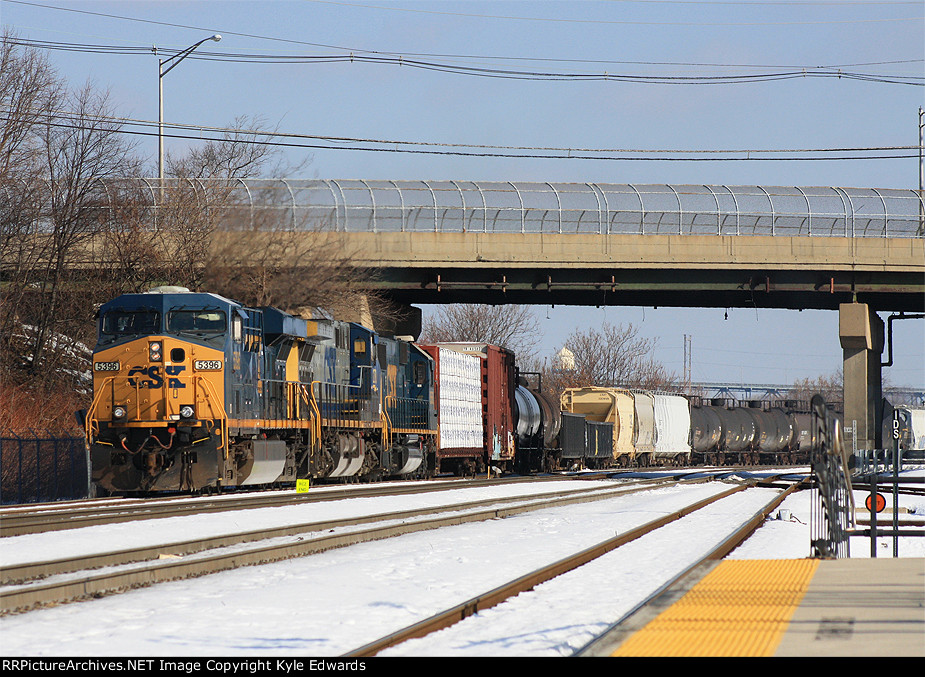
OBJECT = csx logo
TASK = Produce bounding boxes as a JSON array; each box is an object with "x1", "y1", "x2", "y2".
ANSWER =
[{"x1": 127, "y1": 365, "x2": 187, "y2": 389}]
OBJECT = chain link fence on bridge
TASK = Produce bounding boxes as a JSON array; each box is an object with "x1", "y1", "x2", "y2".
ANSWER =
[{"x1": 0, "y1": 430, "x2": 90, "y2": 504}]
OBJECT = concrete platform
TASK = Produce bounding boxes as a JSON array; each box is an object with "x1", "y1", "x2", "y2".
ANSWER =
[
  {"x1": 583, "y1": 558, "x2": 924, "y2": 657},
  {"x1": 775, "y1": 558, "x2": 925, "y2": 657}
]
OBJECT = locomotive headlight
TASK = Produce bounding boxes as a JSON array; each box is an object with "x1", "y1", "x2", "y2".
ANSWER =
[
  {"x1": 149, "y1": 341, "x2": 162, "y2": 362},
  {"x1": 179, "y1": 405, "x2": 195, "y2": 419},
  {"x1": 113, "y1": 406, "x2": 127, "y2": 419}
]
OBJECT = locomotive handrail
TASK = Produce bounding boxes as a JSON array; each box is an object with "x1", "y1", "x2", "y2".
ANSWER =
[
  {"x1": 85, "y1": 376, "x2": 116, "y2": 444},
  {"x1": 310, "y1": 379, "x2": 377, "y2": 427},
  {"x1": 384, "y1": 394, "x2": 434, "y2": 433},
  {"x1": 195, "y1": 376, "x2": 228, "y2": 459},
  {"x1": 303, "y1": 383, "x2": 322, "y2": 451},
  {"x1": 381, "y1": 396, "x2": 393, "y2": 449}
]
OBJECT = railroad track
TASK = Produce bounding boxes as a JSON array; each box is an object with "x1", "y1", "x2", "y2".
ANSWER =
[
  {"x1": 343, "y1": 477, "x2": 807, "y2": 657},
  {"x1": 0, "y1": 474, "x2": 574, "y2": 538},
  {"x1": 2, "y1": 474, "x2": 724, "y2": 614},
  {"x1": 0, "y1": 466, "x2": 783, "y2": 538}
]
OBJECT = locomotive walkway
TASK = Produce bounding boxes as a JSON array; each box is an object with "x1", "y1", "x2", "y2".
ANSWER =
[{"x1": 583, "y1": 557, "x2": 925, "y2": 657}]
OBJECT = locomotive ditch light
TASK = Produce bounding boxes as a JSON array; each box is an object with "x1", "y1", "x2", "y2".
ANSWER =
[
  {"x1": 113, "y1": 406, "x2": 127, "y2": 419},
  {"x1": 179, "y1": 405, "x2": 195, "y2": 419}
]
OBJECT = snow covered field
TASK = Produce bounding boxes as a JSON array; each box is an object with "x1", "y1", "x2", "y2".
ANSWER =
[{"x1": 1, "y1": 469, "x2": 922, "y2": 657}]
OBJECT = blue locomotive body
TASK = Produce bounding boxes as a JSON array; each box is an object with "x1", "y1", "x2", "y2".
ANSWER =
[{"x1": 87, "y1": 288, "x2": 438, "y2": 493}]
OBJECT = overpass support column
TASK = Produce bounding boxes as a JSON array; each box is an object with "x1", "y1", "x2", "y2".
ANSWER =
[{"x1": 839, "y1": 303, "x2": 884, "y2": 451}]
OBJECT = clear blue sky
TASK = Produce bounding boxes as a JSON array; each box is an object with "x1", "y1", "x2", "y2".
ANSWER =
[{"x1": 2, "y1": 0, "x2": 923, "y2": 390}]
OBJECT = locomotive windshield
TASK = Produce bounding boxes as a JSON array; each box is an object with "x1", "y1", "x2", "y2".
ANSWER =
[
  {"x1": 167, "y1": 308, "x2": 227, "y2": 347},
  {"x1": 167, "y1": 309, "x2": 226, "y2": 333},
  {"x1": 101, "y1": 309, "x2": 160, "y2": 338}
]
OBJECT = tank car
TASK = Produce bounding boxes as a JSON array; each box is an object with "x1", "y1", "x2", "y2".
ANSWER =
[
  {"x1": 512, "y1": 373, "x2": 562, "y2": 473},
  {"x1": 740, "y1": 401, "x2": 795, "y2": 465},
  {"x1": 87, "y1": 288, "x2": 438, "y2": 493}
]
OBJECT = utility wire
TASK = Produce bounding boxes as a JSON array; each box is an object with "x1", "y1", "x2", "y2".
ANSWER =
[
  {"x1": 9, "y1": 106, "x2": 921, "y2": 155},
  {"x1": 6, "y1": 37, "x2": 923, "y2": 86},
  {"x1": 5, "y1": 112, "x2": 918, "y2": 161},
  {"x1": 5, "y1": 0, "x2": 923, "y2": 56}
]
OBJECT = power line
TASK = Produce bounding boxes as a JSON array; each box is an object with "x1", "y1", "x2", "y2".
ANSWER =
[
  {"x1": 5, "y1": 0, "x2": 923, "y2": 56},
  {"x1": 5, "y1": 111, "x2": 919, "y2": 162},
  {"x1": 6, "y1": 37, "x2": 923, "y2": 87}
]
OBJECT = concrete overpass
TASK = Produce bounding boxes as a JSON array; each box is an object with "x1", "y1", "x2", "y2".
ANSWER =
[{"x1": 192, "y1": 180, "x2": 924, "y2": 312}]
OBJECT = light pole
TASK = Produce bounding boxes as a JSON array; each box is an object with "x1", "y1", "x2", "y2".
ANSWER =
[
  {"x1": 919, "y1": 107, "x2": 924, "y2": 236},
  {"x1": 155, "y1": 34, "x2": 222, "y2": 185}
]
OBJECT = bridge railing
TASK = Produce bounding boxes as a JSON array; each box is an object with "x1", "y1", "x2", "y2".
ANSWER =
[{"x1": 71, "y1": 179, "x2": 925, "y2": 239}]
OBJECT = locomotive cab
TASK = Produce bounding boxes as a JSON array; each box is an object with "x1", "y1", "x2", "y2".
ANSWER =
[{"x1": 88, "y1": 289, "x2": 234, "y2": 492}]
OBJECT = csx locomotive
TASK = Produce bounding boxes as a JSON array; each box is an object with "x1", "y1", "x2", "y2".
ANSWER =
[{"x1": 87, "y1": 287, "x2": 440, "y2": 493}]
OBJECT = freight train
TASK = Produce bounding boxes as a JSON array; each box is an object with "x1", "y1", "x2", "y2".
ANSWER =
[
  {"x1": 556, "y1": 387, "x2": 820, "y2": 469},
  {"x1": 86, "y1": 288, "x2": 915, "y2": 494},
  {"x1": 86, "y1": 288, "x2": 561, "y2": 492}
]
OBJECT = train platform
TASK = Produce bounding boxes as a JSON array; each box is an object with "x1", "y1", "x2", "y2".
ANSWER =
[{"x1": 582, "y1": 558, "x2": 925, "y2": 657}]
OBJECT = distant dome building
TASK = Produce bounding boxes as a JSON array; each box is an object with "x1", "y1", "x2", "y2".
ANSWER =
[{"x1": 555, "y1": 347, "x2": 575, "y2": 371}]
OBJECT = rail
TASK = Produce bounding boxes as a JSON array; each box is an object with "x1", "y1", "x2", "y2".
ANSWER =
[
  {"x1": 346, "y1": 478, "x2": 803, "y2": 657},
  {"x1": 0, "y1": 477, "x2": 689, "y2": 614}
]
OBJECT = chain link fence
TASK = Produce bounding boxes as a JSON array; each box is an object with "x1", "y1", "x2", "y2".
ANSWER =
[{"x1": 0, "y1": 430, "x2": 90, "y2": 504}]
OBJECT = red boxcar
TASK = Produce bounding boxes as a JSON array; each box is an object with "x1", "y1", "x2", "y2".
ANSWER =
[
  {"x1": 417, "y1": 344, "x2": 483, "y2": 474},
  {"x1": 423, "y1": 342, "x2": 518, "y2": 474}
]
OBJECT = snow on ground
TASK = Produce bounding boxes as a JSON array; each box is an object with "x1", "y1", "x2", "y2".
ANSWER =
[{"x1": 1, "y1": 469, "x2": 922, "y2": 657}]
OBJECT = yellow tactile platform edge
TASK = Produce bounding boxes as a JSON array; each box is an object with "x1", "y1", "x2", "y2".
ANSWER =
[{"x1": 612, "y1": 559, "x2": 820, "y2": 657}]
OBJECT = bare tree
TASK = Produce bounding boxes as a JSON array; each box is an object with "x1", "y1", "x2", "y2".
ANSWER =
[
  {"x1": 1, "y1": 36, "x2": 142, "y2": 391},
  {"x1": 166, "y1": 115, "x2": 302, "y2": 180},
  {"x1": 0, "y1": 31, "x2": 63, "y2": 368},
  {"x1": 544, "y1": 321, "x2": 676, "y2": 398},
  {"x1": 25, "y1": 81, "x2": 141, "y2": 381},
  {"x1": 154, "y1": 118, "x2": 400, "y2": 323},
  {"x1": 786, "y1": 371, "x2": 843, "y2": 406},
  {"x1": 420, "y1": 304, "x2": 540, "y2": 362}
]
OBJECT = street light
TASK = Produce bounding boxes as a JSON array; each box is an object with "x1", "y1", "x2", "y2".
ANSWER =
[{"x1": 156, "y1": 34, "x2": 222, "y2": 185}]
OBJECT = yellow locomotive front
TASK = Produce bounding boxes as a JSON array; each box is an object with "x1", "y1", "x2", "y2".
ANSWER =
[{"x1": 87, "y1": 291, "x2": 231, "y2": 493}]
